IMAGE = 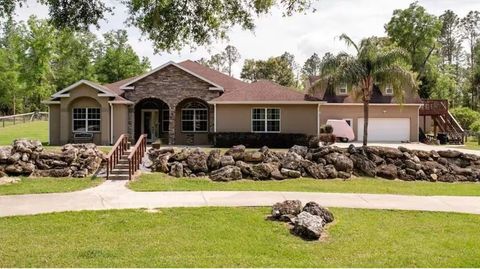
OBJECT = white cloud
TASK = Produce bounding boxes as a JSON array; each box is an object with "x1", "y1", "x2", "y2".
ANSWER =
[{"x1": 13, "y1": 0, "x2": 480, "y2": 77}]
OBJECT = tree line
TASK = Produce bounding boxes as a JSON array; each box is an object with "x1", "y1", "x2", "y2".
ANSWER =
[{"x1": 0, "y1": 17, "x2": 150, "y2": 115}]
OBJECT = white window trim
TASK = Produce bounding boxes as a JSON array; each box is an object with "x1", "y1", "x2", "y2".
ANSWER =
[
  {"x1": 338, "y1": 83, "x2": 348, "y2": 95},
  {"x1": 72, "y1": 107, "x2": 101, "y2": 133},
  {"x1": 342, "y1": 118, "x2": 353, "y2": 126},
  {"x1": 385, "y1": 85, "x2": 394, "y2": 95},
  {"x1": 181, "y1": 107, "x2": 208, "y2": 133},
  {"x1": 161, "y1": 109, "x2": 169, "y2": 132},
  {"x1": 251, "y1": 108, "x2": 281, "y2": 133}
]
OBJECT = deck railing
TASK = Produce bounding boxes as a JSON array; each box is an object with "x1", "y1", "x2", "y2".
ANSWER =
[
  {"x1": 106, "y1": 134, "x2": 128, "y2": 180},
  {"x1": 419, "y1": 99, "x2": 448, "y2": 116},
  {"x1": 128, "y1": 134, "x2": 147, "y2": 180}
]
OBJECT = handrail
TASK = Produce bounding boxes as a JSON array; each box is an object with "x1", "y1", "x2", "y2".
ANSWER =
[
  {"x1": 127, "y1": 134, "x2": 147, "y2": 180},
  {"x1": 106, "y1": 134, "x2": 129, "y2": 180}
]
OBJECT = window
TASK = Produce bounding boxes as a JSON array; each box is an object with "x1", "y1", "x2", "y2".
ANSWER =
[
  {"x1": 252, "y1": 108, "x2": 281, "y2": 133},
  {"x1": 385, "y1": 84, "x2": 394, "y2": 95},
  {"x1": 72, "y1": 108, "x2": 100, "y2": 132},
  {"x1": 338, "y1": 83, "x2": 348, "y2": 95},
  {"x1": 162, "y1": 109, "x2": 169, "y2": 132},
  {"x1": 181, "y1": 101, "x2": 208, "y2": 132}
]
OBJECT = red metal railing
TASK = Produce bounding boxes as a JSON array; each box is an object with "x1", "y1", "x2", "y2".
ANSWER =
[
  {"x1": 128, "y1": 134, "x2": 147, "y2": 180},
  {"x1": 106, "y1": 134, "x2": 128, "y2": 180}
]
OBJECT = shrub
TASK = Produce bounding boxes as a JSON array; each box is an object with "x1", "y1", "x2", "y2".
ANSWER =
[
  {"x1": 470, "y1": 120, "x2": 480, "y2": 133},
  {"x1": 320, "y1": 124, "x2": 333, "y2": 134},
  {"x1": 451, "y1": 107, "x2": 480, "y2": 130},
  {"x1": 210, "y1": 132, "x2": 314, "y2": 148}
]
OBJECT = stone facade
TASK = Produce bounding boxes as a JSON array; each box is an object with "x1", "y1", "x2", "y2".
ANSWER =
[{"x1": 123, "y1": 65, "x2": 221, "y2": 145}]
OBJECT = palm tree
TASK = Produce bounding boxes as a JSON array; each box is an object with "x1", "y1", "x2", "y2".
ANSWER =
[{"x1": 318, "y1": 34, "x2": 418, "y2": 146}]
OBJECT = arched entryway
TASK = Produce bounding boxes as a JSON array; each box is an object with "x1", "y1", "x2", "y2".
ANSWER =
[{"x1": 134, "y1": 98, "x2": 169, "y2": 143}]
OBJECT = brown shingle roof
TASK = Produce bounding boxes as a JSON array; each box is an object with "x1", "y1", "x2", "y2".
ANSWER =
[
  {"x1": 211, "y1": 80, "x2": 321, "y2": 103},
  {"x1": 103, "y1": 76, "x2": 139, "y2": 95},
  {"x1": 177, "y1": 60, "x2": 249, "y2": 91}
]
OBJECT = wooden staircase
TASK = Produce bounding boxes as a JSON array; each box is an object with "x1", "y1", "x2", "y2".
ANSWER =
[
  {"x1": 420, "y1": 99, "x2": 465, "y2": 144},
  {"x1": 105, "y1": 134, "x2": 147, "y2": 180}
]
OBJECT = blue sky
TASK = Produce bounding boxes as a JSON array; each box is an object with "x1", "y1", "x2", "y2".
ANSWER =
[{"x1": 15, "y1": 0, "x2": 480, "y2": 77}]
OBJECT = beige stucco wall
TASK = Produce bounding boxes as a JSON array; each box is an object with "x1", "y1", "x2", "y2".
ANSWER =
[
  {"x1": 55, "y1": 84, "x2": 111, "y2": 145},
  {"x1": 319, "y1": 104, "x2": 421, "y2": 142},
  {"x1": 419, "y1": 115, "x2": 434, "y2": 134},
  {"x1": 215, "y1": 104, "x2": 318, "y2": 135},
  {"x1": 112, "y1": 104, "x2": 129, "y2": 142},
  {"x1": 48, "y1": 104, "x2": 61, "y2": 145}
]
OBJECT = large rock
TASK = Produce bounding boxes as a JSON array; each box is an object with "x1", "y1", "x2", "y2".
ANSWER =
[
  {"x1": 186, "y1": 151, "x2": 208, "y2": 172},
  {"x1": 243, "y1": 151, "x2": 264, "y2": 162},
  {"x1": 306, "y1": 163, "x2": 328, "y2": 179},
  {"x1": 207, "y1": 149, "x2": 221, "y2": 170},
  {"x1": 170, "y1": 148, "x2": 192, "y2": 161},
  {"x1": 351, "y1": 154, "x2": 376, "y2": 177},
  {"x1": 225, "y1": 145, "x2": 246, "y2": 160},
  {"x1": 152, "y1": 153, "x2": 171, "y2": 173},
  {"x1": 437, "y1": 150, "x2": 462, "y2": 158},
  {"x1": 32, "y1": 168, "x2": 71, "y2": 177},
  {"x1": 324, "y1": 164, "x2": 338, "y2": 178},
  {"x1": 280, "y1": 168, "x2": 301, "y2": 178},
  {"x1": 302, "y1": 202, "x2": 334, "y2": 223},
  {"x1": 251, "y1": 163, "x2": 277, "y2": 180},
  {"x1": 289, "y1": 145, "x2": 308, "y2": 158},
  {"x1": 376, "y1": 164, "x2": 398, "y2": 179},
  {"x1": 281, "y1": 152, "x2": 303, "y2": 170},
  {"x1": 169, "y1": 162, "x2": 184, "y2": 177},
  {"x1": 220, "y1": 155, "x2": 235, "y2": 167},
  {"x1": 0, "y1": 147, "x2": 12, "y2": 163},
  {"x1": 209, "y1": 165, "x2": 242, "y2": 181},
  {"x1": 328, "y1": 153, "x2": 354, "y2": 172},
  {"x1": 271, "y1": 200, "x2": 302, "y2": 221},
  {"x1": 292, "y1": 212, "x2": 324, "y2": 240},
  {"x1": 235, "y1": 161, "x2": 252, "y2": 176}
]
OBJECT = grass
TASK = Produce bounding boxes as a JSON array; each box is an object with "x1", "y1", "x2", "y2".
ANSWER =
[
  {"x1": 462, "y1": 140, "x2": 480, "y2": 150},
  {"x1": 0, "y1": 207, "x2": 479, "y2": 267},
  {"x1": 0, "y1": 177, "x2": 103, "y2": 195},
  {"x1": 0, "y1": 120, "x2": 48, "y2": 145},
  {"x1": 129, "y1": 173, "x2": 480, "y2": 196}
]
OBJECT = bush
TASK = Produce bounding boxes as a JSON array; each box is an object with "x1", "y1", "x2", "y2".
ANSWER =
[
  {"x1": 451, "y1": 107, "x2": 480, "y2": 130},
  {"x1": 210, "y1": 132, "x2": 314, "y2": 148},
  {"x1": 470, "y1": 120, "x2": 480, "y2": 133},
  {"x1": 320, "y1": 124, "x2": 333, "y2": 134}
]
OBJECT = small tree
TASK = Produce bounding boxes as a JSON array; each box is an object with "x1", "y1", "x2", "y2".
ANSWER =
[{"x1": 317, "y1": 34, "x2": 418, "y2": 146}]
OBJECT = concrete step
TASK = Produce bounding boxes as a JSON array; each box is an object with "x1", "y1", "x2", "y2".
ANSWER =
[{"x1": 108, "y1": 174, "x2": 130, "y2": 180}]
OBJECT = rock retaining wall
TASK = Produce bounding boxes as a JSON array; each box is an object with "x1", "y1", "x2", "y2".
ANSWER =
[
  {"x1": 0, "y1": 139, "x2": 105, "y2": 178},
  {"x1": 147, "y1": 144, "x2": 480, "y2": 182}
]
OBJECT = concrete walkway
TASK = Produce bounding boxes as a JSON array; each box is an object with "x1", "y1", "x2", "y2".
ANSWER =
[{"x1": 1, "y1": 180, "x2": 480, "y2": 217}]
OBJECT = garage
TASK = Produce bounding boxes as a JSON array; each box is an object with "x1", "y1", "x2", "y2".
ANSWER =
[{"x1": 357, "y1": 118, "x2": 410, "y2": 142}]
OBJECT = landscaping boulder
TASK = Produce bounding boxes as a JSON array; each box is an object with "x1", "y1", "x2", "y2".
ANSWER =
[
  {"x1": 209, "y1": 165, "x2": 242, "y2": 181},
  {"x1": 376, "y1": 164, "x2": 398, "y2": 180},
  {"x1": 225, "y1": 145, "x2": 246, "y2": 160},
  {"x1": 437, "y1": 150, "x2": 462, "y2": 158},
  {"x1": 169, "y1": 162, "x2": 184, "y2": 177},
  {"x1": 235, "y1": 160, "x2": 252, "y2": 176},
  {"x1": 281, "y1": 152, "x2": 303, "y2": 170},
  {"x1": 289, "y1": 145, "x2": 308, "y2": 158},
  {"x1": 186, "y1": 151, "x2": 208, "y2": 172},
  {"x1": 207, "y1": 149, "x2": 221, "y2": 170},
  {"x1": 243, "y1": 151, "x2": 264, "y2": 162},
  {"x1": 292, "y1": 212, "x2": 324, "y2": 240},
  {"x1": 280, "y1": 168, "x2": 301, "y2": 178},
  {"x1": 306, "y1": 163, "x2": 328, "y2": 179},
  {"x1": 251, "y1": 163, "x2": 276, "y2": 180},
  {"x1": 170, "y1": 148, "x2": 192, "y2": 161},
  {"x1": 271, "y1": 200, "x2": 302, "y2": 221},
  {"x1": 220, "y1": 155, "x2": 235, "y2": 167},
  {"x1": 351, "y1": 154, "x2": 376, "y2": 177},
  {"x1": 152, "y1": 153, "x2": 171, "y2": 173},
  {"x1": 302, "y1": 202, "x2": 334, "y2": 223}
]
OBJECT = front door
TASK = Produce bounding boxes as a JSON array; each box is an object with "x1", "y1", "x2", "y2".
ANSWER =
[{"x1": 141, "y1": 109, "x2": 159, "y2": 142}]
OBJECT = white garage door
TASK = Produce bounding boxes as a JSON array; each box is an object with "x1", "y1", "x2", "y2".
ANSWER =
[{"x1": 357, "y1": 118, "x2": 410, "y2": 142}]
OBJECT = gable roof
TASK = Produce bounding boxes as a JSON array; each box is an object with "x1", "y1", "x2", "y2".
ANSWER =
[
  {"x1": 51, "y1": 80, "x2": 117, "y2": 98},
  {"x1": 118, "y1": 61, "x2": 226, "y2": 91},
  {"x1": 209, "y1": 80, "x2": 322, "y2": 104}
]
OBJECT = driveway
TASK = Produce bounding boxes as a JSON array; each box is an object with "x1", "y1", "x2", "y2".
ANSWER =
[
  {"x1": 1, "y1": 180, "x2": 480, "y2": 217},
  {"x1": 334, "y1": 142, "x2": 480, "y2": 155}
]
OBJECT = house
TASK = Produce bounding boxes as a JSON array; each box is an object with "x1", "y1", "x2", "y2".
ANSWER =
[{"x1": 44, "y1": 60, "x2": 425, "y2": 146}]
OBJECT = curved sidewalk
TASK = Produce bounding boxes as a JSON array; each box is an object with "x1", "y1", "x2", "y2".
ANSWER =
[{"x1": 1, "y1": 180, "x2": 480, "y2": 217}]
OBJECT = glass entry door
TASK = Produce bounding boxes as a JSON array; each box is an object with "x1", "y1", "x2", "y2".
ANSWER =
[{"x1": 141, "y1": 109, "x2": 159, "y2": 142}]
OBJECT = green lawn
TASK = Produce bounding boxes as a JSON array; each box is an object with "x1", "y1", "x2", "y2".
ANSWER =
[
  {"x1": 1, "y1": 207, "x2": 479, "y2": 267},
  {"x1": 0, "y1": 120, "x2": 48, "y2": 145},
  {"x1": 129, "y1": 173, "x2": 480, "y2": 196},
  {"x1": 0, "y1": 177, "x2": 103, "y2": 195},
  {"x1": 462, "y1": 140, "x2": 480, "y2": 150}
]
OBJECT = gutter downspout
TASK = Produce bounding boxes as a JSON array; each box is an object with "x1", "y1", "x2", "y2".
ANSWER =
[
  {"x1": 109, "y1": 103, "x2": 113, "y2": 145},
  {"x1": 214, "y1": 104, "x2": 217, "y2": 132},
  {"x1": 317, "y1": 103, "x2": 320, "y2": 136}
]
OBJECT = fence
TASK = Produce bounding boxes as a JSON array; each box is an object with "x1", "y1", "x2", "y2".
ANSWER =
[{"x1": 0, "y1": 112, "x2": 48, "y2": 128}]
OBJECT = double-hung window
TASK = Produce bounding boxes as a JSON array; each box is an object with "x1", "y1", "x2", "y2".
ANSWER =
[
  {"x1": 252, "y1": 108, "x2": 280, "y2": 133},
  {"x1": 72, "y1": 108, "x2": 101, "y2": 132},
  {"x1": 181, "y1": 102, "x2": 208, "y2": 132}
]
